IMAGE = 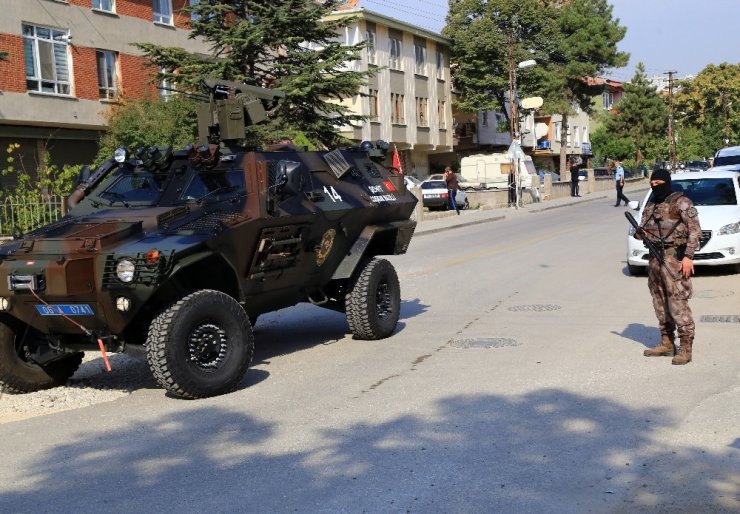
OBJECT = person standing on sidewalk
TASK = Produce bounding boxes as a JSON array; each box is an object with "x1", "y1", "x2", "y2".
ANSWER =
[
  {"x1": 614, "y1": 161, "x2": 630, "y2": 206},
  {"x1": 635, "y1": 167, "x2": 701, "y2": 365},
  {"x1": 444, "y1": 166, "x2": 460, "y2": 215},
  {"x1": 570, "y1": 160, "x2": 580, "y2": 197}
]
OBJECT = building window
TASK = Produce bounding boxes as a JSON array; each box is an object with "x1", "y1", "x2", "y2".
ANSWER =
[
  {"x1": 368, "y1": 88, "x2": 378, "y2": 120},
  {"x1": 438, "y1": 100, "x2": 446, "y2": 129},
  {"x1": 481, "y1": 111, "x2": 488, "y2": 127},
  {"x1": 582, "y1": 126, "x2": 588, "y2": 144},
  {"x1": 96, "y1": 50, "x2": 118, "y2": 99},
  {"x1": 415, "y1": 97, "x2": 428, "y2": 126},
  {"x1": 22, "y1": 24, "x2": 71, "y2": 95},
  {"x1": 391, "y1": 93, "x2": 405, "y2": 124},
  {"x1": 554, "y1": 122, "x2": 561, "y2": 141},
  {"x1": 159, "y1": 68, "x2": 174, "y2": 101},
  {"x1": 92, "y1": 0, "x2": 115, "y2": 12},
  {"x1": 153, "y1": 0, "x2": 173, "y2": 24},
  {"x1": 189, "y1": 0, "x2": 199, "y2": 20},
  {"x1": 389, "y1": 37, "x2": 402, "y2": 70},
  {"x1": 574, "y1": 125, "x2": 580, "y2": 147},
  {"x1": 366, "y1": 27, "x2": 376, "y2": 65},
  {"x1": 436, "y1": 50, "x2": 444, "y2": 80},
  {"x1": 414, "y1": 42, "x2": 426, "y2": 75},
  {"x1": 566, "y1": 125, "x2": 572, "y2": 146},
  {"x1": 603, "y1": 91, "x2": 613, "y2": 110}
]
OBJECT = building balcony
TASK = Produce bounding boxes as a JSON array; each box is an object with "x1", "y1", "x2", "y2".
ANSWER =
[{"x1": 537, "y1": 140, "x2": 551, "y2": 150}]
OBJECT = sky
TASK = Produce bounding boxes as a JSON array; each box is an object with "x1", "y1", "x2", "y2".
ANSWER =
[{"x1": 358, "y1": 0, "x2": 739, "y2": 81}]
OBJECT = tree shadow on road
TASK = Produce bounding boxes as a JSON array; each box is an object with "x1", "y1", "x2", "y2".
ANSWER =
[{"x1": 1, "y1": 388, "x2": 737, "y2": 512}]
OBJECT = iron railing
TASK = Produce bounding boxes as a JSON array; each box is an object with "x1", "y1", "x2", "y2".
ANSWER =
[{"x1": 0, "y1": 195, "x2": 66, "y2": 237}]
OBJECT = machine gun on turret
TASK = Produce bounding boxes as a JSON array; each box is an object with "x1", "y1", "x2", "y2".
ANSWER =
[{"x1": 196, "y1": 79, "x2": 285, "y2": 145}]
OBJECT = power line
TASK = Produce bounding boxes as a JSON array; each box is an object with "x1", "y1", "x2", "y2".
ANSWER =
[{"x1": 361, "y1": 0, "x2": 447, "y2": 30}]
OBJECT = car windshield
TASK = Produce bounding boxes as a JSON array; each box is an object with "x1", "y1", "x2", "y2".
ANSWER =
[
  {"x1": 422, "y1": 180, "x2": 446, "y2": 189},
  {"x1": 687, "y1": 160, "x2": 708, "y2": 169},
  {"x1": 95, "y1": 172, "x2": 164, "y2": 206},
  {"x1": 649, "y1": 178, "x2": 738, "y2": 206},
  {"x1": 179, "y1": 169, "x2": 246, "y2": 202},
  {"x1": 714, "y1": 155, "x2": 740, "y2": 167}
]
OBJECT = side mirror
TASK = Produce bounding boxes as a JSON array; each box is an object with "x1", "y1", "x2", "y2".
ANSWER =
[
  {"x1": 628, "y1": 200, "x2": 640, "y2": 210},
  {"x1": 274, "y1": 160, "x2": 309, "y2": 196},
  {"x1": 77, "y1": 165, "x2": 91, "y2": 186}
]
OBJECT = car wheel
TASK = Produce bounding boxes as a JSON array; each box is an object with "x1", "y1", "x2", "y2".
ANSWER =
[
  {"x1": 146, "y1": 289, "x2": 254, "y2": 399},
  {"x1": 0, "y1": 319, "x2": 84, "y2": 393},
  {"x1": 627, "y1": 264, "x2": 645, "y2": 276},
  {"x1": 345, "y1": 258, "x2": 401, "y2": 340}
]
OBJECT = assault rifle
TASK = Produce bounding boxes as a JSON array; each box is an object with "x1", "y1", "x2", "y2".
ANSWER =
[{"x1": 625, "y1": 211, "x2": 678, "y2": 280}]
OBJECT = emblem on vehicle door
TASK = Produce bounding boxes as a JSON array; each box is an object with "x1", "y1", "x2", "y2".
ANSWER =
[{"x1": 316, "y1": 229, "x2": 336, "y2": 266}]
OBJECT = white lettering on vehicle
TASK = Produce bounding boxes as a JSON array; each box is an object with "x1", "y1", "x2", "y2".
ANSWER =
[{"x1": 323, "y1": 186, "x2": 343, "y2": 202}]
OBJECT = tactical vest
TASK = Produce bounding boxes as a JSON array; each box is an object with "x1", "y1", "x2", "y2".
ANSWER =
[{"x1": 644, "y1": 192, "x2": 689, "y2": 247}]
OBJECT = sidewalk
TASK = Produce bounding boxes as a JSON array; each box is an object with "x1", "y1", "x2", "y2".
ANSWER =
[{"x1": 415, "y1": 183, "x2": 649, "y2": 237}]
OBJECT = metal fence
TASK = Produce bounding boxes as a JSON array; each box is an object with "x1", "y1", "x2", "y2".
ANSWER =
[{"x1": 0, "y1": 195, "x2": 66, "y2": 237}]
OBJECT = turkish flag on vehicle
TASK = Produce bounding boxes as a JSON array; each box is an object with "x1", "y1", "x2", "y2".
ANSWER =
[{"x1": 392, "y1": 145, "x2": 404, "y2": 175}]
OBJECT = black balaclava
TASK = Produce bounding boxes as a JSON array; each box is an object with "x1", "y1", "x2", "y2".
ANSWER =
[{"x1": 651, "y1": 168, "x2": 672, "y2": 203}]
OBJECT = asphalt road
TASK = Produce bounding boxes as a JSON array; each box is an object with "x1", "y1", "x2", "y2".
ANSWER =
[{"x1": 1, "y1": 197, "x2": 738, "y2": 513}]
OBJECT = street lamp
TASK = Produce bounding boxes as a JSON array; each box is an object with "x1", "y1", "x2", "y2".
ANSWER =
[{"x1": 508, "y1": 59, "x2": 537, "y2": 209}]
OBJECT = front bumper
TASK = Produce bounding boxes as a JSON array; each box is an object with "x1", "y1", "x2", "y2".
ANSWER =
[{"x1": 627, "y1": 232, "x2": 740, "y2": 267}]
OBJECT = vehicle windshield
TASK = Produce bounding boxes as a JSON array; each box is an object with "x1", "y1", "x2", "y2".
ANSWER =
[
  {"x1": 94, "y1": 171, "x2": 164, "y2": 206},
  {"x1": 714, "y1": 155, "x2": 740, "y2": 167},
  {"x1": 656, "y1": 178, "x2": 738, "y2": 206},
  {"x1": 687, "y1": 160, "x2": 708, "y2": 169},
  {"x1": 179, "y1": 169, "x2": 246, "y2": 202},
  {"x1": 422, "y1": 180, "x2": 446, "y2": 189}
]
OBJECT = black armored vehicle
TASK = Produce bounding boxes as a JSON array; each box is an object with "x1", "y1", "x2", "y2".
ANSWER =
[{"x1": 0, "y1": 81, "x2": 417, "y2": 399}]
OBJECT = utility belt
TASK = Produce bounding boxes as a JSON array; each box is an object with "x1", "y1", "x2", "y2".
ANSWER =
[{"x1": 652, "y1": 245, "x2": 686, "y2": 260}]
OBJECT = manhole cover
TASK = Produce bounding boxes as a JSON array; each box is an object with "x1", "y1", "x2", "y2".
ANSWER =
[
  {"x1": 508, "y1": 304, "x2": 561, "y2": 312},
  {"x1": 694, "y1": 290, "x2": 735, "y2": 299},
  {"x1": 450, "y1": 337, "x2": 520, "y2": 349},
  {"x1": 700, "y1": 315, "x2": 740, "y2": 323}
]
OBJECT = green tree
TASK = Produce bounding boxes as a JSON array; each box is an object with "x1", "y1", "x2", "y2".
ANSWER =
[
  {"x1": 97, "y1": 95, "x2": 198, "y2": 163},
  {"x1": 541, "y1": 0, "x2": 628, "y2": 172},
  {"x1": 443, "y1": 0, "x2": 552, "y2": 118},
  {"x1": 674, "y1": 63, "x2": 739, "y2": 152},
  {"x1": 591, "y1": 63, "x2": 668, "y2": 164},
  {"x1": 0, "y1": 51, "x2": 8, "y2": 61},
  {"x1": 136, "y1": 0, "x2": 371, "y2": 148}
]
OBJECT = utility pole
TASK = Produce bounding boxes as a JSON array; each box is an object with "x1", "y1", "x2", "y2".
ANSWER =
[
  {"x1": 665, "y1": 70, "x2": 677, "y2": 170},
  {"x1": 508, "y1": 32, "x2": 518, "y2": 141},
  {"x1": 721, "y1": 90, "x2": 730, "y2": 145}
]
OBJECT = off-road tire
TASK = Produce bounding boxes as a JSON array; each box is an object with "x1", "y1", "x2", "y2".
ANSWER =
[
  {"x1": 345, "y1": 258, "x2": 401, "y2": 340},
  {"x1": 0, "y1": 319, "x2": 83, "y2": 393},
  {"x1": 146, "y1": 290, "x2": 253, "y2": 399}
]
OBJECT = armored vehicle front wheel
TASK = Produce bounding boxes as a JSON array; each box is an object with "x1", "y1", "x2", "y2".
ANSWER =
[
  {"x1": 0, "y1": 319, "x2": 84, "y2": 393},
  {"x1": 146, "y1": 290, "x2": 254, "y2": 399},
  {"x1": 345, "y1": 258, "x2": 401, "y2": 340}
]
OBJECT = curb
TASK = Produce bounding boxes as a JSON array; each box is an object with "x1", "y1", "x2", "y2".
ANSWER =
[{"x1": 415, "y1": 213, "x2": 506, "y2": 237}]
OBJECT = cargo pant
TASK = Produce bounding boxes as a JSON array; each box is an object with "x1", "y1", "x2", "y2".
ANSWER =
[{"x1": 647, "y1": 255, "x2": 695, "y2": 340}]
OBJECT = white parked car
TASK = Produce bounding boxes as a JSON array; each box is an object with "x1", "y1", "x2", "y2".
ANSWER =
[
  {"x1": 626, "y1": 170, "x2": 740, "y2": 275},
  {"x1": 711, "y1": 145, "x2": 740, "y2": 172},
  {"x1": 420, "y1": 179, "x2": 469, "y2": 211}
]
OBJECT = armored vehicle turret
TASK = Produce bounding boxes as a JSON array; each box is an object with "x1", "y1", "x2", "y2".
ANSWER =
[{"x1": 0, "y1": 81, "x2": 416, "y2": 399}]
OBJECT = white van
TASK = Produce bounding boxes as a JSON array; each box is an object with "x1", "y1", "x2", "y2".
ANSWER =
[{"x1": 459, "y1": 152, "x2": 534, "y2": 190}]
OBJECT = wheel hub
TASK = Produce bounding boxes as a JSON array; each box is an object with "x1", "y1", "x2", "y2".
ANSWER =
[{"x1": 188, "y1": 323, "x2": 228, "y2": 370}]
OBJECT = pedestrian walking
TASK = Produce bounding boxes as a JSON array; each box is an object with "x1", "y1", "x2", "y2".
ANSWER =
[
  {"x1": 635, "y1": 167, "x2": 702, "y2": 365},
  {"x1": 614, "y1": 161, "x2": 630, "y2": 206},
  {"x1": 570, "y1": 160, "x2": 580, "y2": 197},
  {"x1": 444, "y1": 166, "x2": 460, "y2": 215}
]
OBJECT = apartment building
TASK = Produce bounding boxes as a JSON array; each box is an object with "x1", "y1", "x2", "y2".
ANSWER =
[
  {"x1": 0, "y1": 0, "x2": 206, "y2": 185},
  {"x1": 325, "y1": 7, "x2": 454, "y2": 178}
]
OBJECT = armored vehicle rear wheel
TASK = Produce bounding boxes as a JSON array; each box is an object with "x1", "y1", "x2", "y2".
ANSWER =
[
  {"x1": 345, "y1": 258, "x2": 401, "y2": 340},
  {"x1": 146, "y1": 290, "x2": 254, "y2": 399},
  {"x1": 0, "y1": 319, "x2": 84, "y2": 393}
]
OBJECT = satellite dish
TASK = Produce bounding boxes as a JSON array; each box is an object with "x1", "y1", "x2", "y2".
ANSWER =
[
  {"x1": 535, "y1": 122, "x2": 549, "y2": 139},
  {"x1": 521, "y1": 97, "x2": 543, "y2": 110}
]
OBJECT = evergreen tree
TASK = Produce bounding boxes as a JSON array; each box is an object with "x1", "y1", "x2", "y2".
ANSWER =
[
  {"x1": 443, "y1": 0, "x2": 552, "y2": 118},
  {"x1": 540, "y1": 0, "x2": 628, "y2": 172},
  {"x1": 591, "y1": 63, "x2": 668, "y2": 165},
  {"x1": 136, "y1": 1, "x2": 371, "y2": 148}
]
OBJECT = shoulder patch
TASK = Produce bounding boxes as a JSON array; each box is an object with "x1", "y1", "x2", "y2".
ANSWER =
[{"x1": 686, "y1": 206, "x2": 698, "y2": 218}]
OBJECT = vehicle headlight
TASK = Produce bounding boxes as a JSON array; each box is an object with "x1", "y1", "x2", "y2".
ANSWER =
[
  {"x1": 116, "y1": 259, "x2": 136, "y2": 283},
  {"x1": 114, "y1": 147, "x2": 129, "y2": 164},
  {"x1": 717, "y1": 222, "x2": 740, "y2": 236},
  {"x1": 628, "y1": 227, "x2": 637, "y2": 237}
]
